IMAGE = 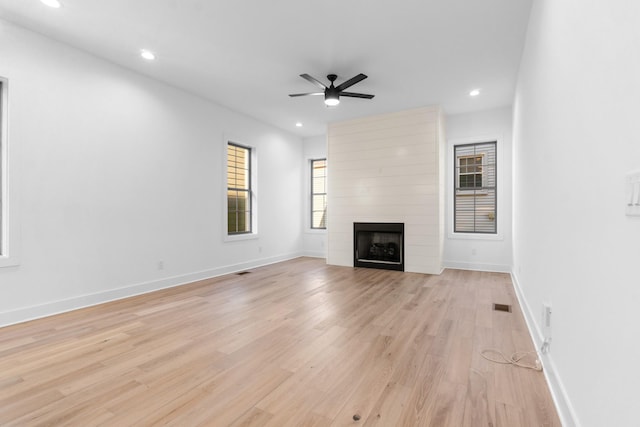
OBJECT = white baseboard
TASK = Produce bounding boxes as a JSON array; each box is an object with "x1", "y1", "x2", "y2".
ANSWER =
[
  {"x1": 510, "y1": 271, "x2": 581, "y2": 427},
  {"x1": 299, "y1": 250, "x2": 326, "y2": 258},
  {"x1": 0, "y1": 252, "x2": 303, "y2": 328},
  {"x1": 443, "y1": 260, "x2": 511, "y2": 273}
]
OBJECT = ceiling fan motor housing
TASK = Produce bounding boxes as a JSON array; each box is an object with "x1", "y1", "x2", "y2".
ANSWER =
[
  {"x1": 325, "y1": 86, "x2": 340, "y2": 103},
  {"x1": 289, "y1": 73, "x2": 374, "y2": 105}
]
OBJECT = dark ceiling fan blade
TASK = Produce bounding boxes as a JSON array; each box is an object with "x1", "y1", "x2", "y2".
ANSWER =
[
  {"x1": 288, "y1": 92, "x2": 324, "y2": 97},
  {"x1": 335, "y1": 73, "x2": 368, "y2": 91},
  {"x1": 300, "y1": 74, "x2": 327, "y2": 90},
  {"x1": 340, "y1": 91, "x2": 375, "y2": 99}
]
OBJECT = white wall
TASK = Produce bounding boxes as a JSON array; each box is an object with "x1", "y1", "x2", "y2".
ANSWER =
[
  {"x1": 327, "y1": 107, "x2": 444, "y2": 274},
  {"x1": 512, "y1": 1, "x2": 640, "y2": 426},
  {"x1": 444, "y1": 107, "x2": 513, "y2": 272},
  {"x1": 0, "y1": 20, "x2": 304, "y2": 326},
  {"x1": 301, "y1": 134, "x2": 327, "y2": 258}
]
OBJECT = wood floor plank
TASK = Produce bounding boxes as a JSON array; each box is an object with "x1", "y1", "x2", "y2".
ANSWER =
[
  {"x1": 429, "y1": 380, "x2": 468, "y2": 427},
  {"x1": 228, "y1": 407, "x2": 274, "y2": 427},
  {"x1": 396, "y1": 354, "x2": 446, "y2": 426},
  {"x1": 0, "y1": 257, "x2": 561, "y2": 426},
  {"x1": 461, "y1": 369, "x2": 492, "y2": 427}
]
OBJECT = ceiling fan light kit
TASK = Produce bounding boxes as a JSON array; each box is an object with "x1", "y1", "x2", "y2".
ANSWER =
[
  {"x1": 289, "y1": 73, "x2": 374, "y2": 107},
  {"x1": 325, "y1": 97, "x2": 340, "y2": 106}
]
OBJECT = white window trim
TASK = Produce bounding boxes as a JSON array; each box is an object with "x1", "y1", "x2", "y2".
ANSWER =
[
  {"x1": 223, "y1": 138, "x2": 258, "y2": 242},
  {"x1": 0, "y1": 77, "x2": 20, "y2": 267},
  {"x1": 447, "y1": 135, "x2": 503, "y2": 241}
]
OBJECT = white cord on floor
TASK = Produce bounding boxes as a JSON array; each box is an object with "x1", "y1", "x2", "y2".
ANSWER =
[{"x1": 480, "y1": 349, "x2": 543, "y2": 371}]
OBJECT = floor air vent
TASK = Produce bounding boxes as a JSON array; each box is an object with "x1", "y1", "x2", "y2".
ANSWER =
[
  {"x1": 236, "y1": 271, "x2": 251, "y2": 276},
  {"x1": 493, "y1": 303, "x2": 512, "y2": 313}
]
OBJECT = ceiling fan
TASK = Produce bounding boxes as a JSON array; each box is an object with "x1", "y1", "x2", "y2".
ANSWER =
[{"x1": 289, "y1": 73, "x2": 375, "y2": 106}]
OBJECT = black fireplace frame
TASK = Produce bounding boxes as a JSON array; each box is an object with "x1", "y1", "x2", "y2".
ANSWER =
[{"x1": 353, "y1": 222, "x2": 404, "y2": 271}]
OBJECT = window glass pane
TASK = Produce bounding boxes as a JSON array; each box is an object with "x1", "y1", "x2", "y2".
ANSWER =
[
  {"x1": 227, "y1": 143, "x2": 251, "y2": 234},
  {"x1": 237, "y1": 190, "x2": 248, "y2": 211},
  {"x1": 227, "y1": 215, "x2": 234, "y2": 233},
  {"x1": 239, "y1": 211, "x2": 251, "y2": 233},
  {"x1": 313, "y1": 159, "x2": 326, "y2": 173},
  {"x1": 454, "y1": 142, "x2": 496, "y2": 233},
  {"x1": 455, "y1": 208, "x2": 476, "y2": 233},
  {"x1": 227, "y1": 190, "x2": 237, "y2": 211},
  {"x1": 313, "y1": 177, "x2": 326, "y2": 193},
  {"x1": 240, "y1": 169, "x2": 249, "y2": 189},
  {"x1": 311, "y1": 159, "x2": 327, "y2": 229},
  {"x1": 312, "y1": 194, "x2": 326, "y2": 209},
  {"x1": 0, "y1": 81, "x2": 2, "y2": 255},
  {"x1": 312, "y1": 211, "x2": 326, "y2": 228}
]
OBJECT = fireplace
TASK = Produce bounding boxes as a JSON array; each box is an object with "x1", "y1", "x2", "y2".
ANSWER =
[{"x1": 353, "y1": 222, "x2": 404, "y2": 271}]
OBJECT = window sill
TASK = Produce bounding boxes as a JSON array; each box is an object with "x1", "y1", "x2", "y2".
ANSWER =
[
  {"x1": 448, "y1": 231, "x2": 503, "y2": 241},
  {"x1": 306, "y1": 228, "x2": 327, "y2": 234},
  {"x1": 0, "y1": 255, "x2": 21, "y2": 268},
  {"x1": 224, "y1": 232, "x2": 259, "y2": 242}
]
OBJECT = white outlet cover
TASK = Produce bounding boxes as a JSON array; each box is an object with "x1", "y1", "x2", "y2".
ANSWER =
[{"x1": 542, "y1": 303, "x2": 552, "y2": 340}]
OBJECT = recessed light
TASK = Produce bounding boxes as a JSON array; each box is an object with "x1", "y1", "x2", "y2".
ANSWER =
[
  {"x1": 295, "y1": 122, "x2": 303, "y2": 127},
  {"x1": 40, "y1": 0, "x2": 61, "y2": 8},
  {"x1": 469, "y1": 89, "x2": 481, "y2": 97},
  {"x1": 140, "y1": 49, "x2": 156, "y2": 61}
]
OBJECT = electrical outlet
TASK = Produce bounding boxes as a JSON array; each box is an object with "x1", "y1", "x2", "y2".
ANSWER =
[
  {"x1": 542, "y1": 302, "x2": 552, "y2": 341},
  {"x1": 157, "y1": 261, "x2": 164, "y2": 270},
  {"x1": 543, "y1": 304, "x2": 552, "y2": 328}
]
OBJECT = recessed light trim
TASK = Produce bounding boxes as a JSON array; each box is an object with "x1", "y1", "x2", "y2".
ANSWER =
[
  {"x1": 140, "y1": 49, "x2": 156, "y2": 61},
  {"x1": 40, "y1": 0, "x2": 61, "y2": 8},
  {"x1": 295, "y1": 122, "x2": 303, "y2": 127},
  {"x1": 469, "y1": 89, "x2": 481, "y2": 97}
]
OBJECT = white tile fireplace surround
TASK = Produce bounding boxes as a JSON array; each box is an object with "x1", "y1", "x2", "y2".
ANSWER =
[{"x1": 327, "y1": 106, "x2": 445, "y2": 274}]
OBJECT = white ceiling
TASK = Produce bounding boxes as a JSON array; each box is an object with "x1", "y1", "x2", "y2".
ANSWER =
[{"x1": 0, "y1": 0, "x2": 532, "y2": 137}]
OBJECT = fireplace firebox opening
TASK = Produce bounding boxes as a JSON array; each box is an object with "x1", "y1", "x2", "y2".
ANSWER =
[{"x1": 353, "y1": 222, "x2": 404, "y2": 271}]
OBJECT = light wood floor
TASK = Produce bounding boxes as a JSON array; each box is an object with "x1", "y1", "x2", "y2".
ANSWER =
[{"x1": 0, "y1": 257, "x2": 560, "y2": 426}]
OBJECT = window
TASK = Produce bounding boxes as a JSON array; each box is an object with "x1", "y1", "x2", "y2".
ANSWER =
[
  {"x1": 227, "y1": 142, "x2": 252, "y2": 234},
  {"x1": 0, "y1": 77, "x2": 19, "y2": 267},
  {"x1": 454, "y1": 141, "x2": 496, "y2": 233},
  {"x1": 0, "y1": 80, "x2": 4, "y2": 256},
  {"x1": 311, "y1": 159, "x2": 327, "y2": 229}
]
